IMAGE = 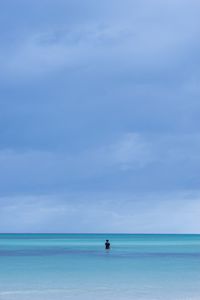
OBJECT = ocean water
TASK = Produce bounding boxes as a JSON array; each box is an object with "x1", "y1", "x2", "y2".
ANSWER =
[{"x1": 0, "y1": 234, "x2": 200, "y2": 300}]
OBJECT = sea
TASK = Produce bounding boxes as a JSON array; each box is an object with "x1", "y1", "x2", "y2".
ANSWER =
[{"x1": 0, "y1": 234, "x2": 200, "y2": 300}]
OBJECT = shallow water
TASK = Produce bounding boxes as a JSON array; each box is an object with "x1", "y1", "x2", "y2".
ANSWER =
[{"x1": 0, "y1": 234, "x2": 200, "y2": 299}]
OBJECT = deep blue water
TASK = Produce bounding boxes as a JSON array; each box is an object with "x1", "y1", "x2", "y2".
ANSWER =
[{"x1": 0, "y1": 234, "x2": 200, "y2": 299}]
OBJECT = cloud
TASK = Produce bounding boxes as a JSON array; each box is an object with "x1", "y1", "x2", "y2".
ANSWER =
[
  {"x1": 1, "y1": 0, "x2": 200, "y2": 82},
  {"x1": 1, "y1": 0, "x2": 200, "y2": 232},
  {"x1": 1, "y1": 190, "x2": 200, "y2": 233},
  {"x1": 0, "y1": 132, "x2": 200, "y2": 197},
  {"x1": 0, "y1": 25, "x2": 132, "y2": 81},
  {"x1": 0, "y1": 134, "x2": 151, "y2": 194}
]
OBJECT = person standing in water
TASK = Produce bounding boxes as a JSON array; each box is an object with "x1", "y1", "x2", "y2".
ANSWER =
[{"x1": 105, "y1": 239, "x2": 111, "y2": 250}]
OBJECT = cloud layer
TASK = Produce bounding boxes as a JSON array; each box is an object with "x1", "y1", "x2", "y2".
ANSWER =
[
  {"x1": 1, "y1": 191, "x2": 200, "y2": 233},
  {"x1": 0, "y1": 0, "x2": 200, "y2": 232}
]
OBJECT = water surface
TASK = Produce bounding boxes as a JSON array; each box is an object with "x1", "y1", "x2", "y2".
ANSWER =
[{"x1": 0, "y1": 234, "x2": 200, "y2": 299}]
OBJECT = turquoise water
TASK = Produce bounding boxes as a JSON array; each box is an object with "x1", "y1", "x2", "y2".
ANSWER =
[{"x1": 0, "y1": 234, "x2": 200, "y2": 299}]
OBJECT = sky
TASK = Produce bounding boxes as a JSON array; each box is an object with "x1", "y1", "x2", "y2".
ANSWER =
[{"x1": 0, "y1": 0, "x2": 200, "y2": 233}]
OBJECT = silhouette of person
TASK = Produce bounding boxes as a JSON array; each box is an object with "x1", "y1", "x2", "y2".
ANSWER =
[{"x1": 105, "y1": 239, "x2": 111, "y2": 250}]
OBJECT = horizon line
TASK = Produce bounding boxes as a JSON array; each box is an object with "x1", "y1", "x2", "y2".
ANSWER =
[{"x1": 0, "y1": 232, "x2": 200, "y2": 235}]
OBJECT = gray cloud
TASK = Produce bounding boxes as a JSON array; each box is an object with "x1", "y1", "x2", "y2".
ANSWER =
[
  {"x1": 1, "y1": 190, "x2": 200, "y2": 233},
  {"x1": 0, "y1": 0, "x2": 200, "y2": 231},
  {"x1": 1, "y1": 0, "x2": 200, "y2": 82},
  {"x1": 0, "y1": 133, "x2": 200, "y2": 197}
]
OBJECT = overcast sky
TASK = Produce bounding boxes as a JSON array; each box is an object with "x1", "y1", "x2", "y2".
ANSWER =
[{"x1": 1, "y1": 0, "x2": 200, "y2": 233}]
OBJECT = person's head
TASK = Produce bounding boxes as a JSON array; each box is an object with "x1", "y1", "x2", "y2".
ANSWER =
[{"x1": 106, "y1": 240, "x2": 109, "y2": 242}]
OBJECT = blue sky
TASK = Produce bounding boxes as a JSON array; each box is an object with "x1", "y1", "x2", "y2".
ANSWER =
[{"x1": 0, "y1": 0, "x2": 200, "y2": 233}]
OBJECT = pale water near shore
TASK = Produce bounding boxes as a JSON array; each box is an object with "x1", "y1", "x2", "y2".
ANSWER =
[{"x1": 0, "y1": 234, "x2": 200, "y2": 300}]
